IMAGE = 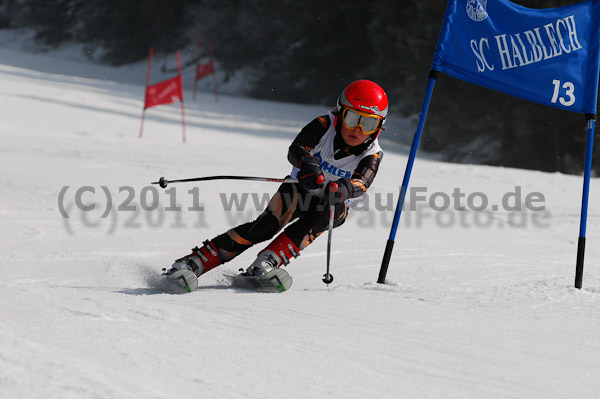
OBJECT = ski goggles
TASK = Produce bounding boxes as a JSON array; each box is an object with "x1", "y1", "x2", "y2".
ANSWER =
[{"x1": 341, "y1": 108, "x2": 383, "y2": 135}]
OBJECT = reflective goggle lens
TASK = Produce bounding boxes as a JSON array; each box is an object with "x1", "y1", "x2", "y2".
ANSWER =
[{"x1": 342, "y1": 108, "x2": 381, "y2": 134}]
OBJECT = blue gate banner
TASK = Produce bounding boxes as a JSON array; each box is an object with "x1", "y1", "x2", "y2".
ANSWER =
[{"x1": 432, "y1": 0, "x2": 600, "y2": 114}]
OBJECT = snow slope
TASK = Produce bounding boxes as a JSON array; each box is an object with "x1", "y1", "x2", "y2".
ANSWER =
[{"x1": 1, "y1": 46, "x2": 599, "y2": 399}]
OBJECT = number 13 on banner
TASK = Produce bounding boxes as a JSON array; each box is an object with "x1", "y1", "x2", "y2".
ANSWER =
[{"x1": 551, "y1": 80, "x2": 575, "y2": 107}]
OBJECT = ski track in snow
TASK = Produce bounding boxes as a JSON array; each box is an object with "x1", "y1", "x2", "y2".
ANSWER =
[{"x1": 1, "y1": 46, "x2": 600, "y2": 399}]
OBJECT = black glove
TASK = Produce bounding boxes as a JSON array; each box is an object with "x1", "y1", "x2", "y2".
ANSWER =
[
  {"x1": 297, "y1": 156, "x2": 324, "y2": 191},
  {"x1": 326, "y1": 178, "x2": 353, "y2": 204}
]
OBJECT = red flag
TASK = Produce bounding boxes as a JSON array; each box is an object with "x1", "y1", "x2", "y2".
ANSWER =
[
  {"x1": 192, "y1": 37, "x2": 218, "y2": 102},
  {"x1": 144, "y1": 75, "x2": 183, "y2": 109},
  {"x1": 195, "y1": 59, "x2": 214, "y2": 81}
]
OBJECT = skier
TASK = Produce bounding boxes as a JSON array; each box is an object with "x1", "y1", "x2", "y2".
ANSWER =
[{"x1": 165, "y1": 79, "x2": 388, "y2": 286}]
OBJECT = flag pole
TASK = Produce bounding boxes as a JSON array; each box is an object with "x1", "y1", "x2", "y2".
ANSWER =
[
  {"x1": 139, "y1": 47, "x2": 153, "y2": 138},
  {"x1": 575, "y1": 114, "x2": 596, "y2": 288},
  {"x1": 209, "y1": 39, "x2": 218, "y2": 103},
  {"x1": 377, "y1": 70, "x2": 439, "y2": 284},
  {"x1": 193, "y1": 36, "x2": 201, "y2": 100},
  {"x1": 176, "y1": 51, "x2": 186, "y2": 143}
]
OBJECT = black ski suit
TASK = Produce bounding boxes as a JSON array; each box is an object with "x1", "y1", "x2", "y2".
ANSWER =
[{"x1": 210, "y1": 113, "x2": 383, "y2": 264}]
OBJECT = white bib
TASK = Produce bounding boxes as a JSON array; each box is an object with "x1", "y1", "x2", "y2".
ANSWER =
[{"x1": 291, "y1": 111, "x2": 382, "y2": 199}]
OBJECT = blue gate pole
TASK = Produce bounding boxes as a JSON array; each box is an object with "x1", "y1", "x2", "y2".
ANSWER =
[
  {"x1": 378, "y1": 71, "x2": 439, "y2": 284},
  {"x1": 575, "y1": 115, "x2": 596, "y2": 289}
]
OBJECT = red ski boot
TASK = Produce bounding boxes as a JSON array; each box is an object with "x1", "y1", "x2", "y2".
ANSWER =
[
  {"x1": 172, "y1": 240, "x2": 222, "y2": 276},
  {"x1": 164, "y1": 240, "x2": 222, "y2": 292},
  {"x1": 245, "y1": 233, "x2": 300, "y2": 276}
]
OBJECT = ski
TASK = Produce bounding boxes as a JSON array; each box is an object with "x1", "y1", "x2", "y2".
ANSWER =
[
  {"x1": 161, "y1": 267, "x2": 292, "y2": 293},
  {"x1": 224, "y1": 268, "x2": 293, "y2": 293}
]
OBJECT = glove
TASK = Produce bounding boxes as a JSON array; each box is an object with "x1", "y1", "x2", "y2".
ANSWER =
[
  {"x1": 297, "y1": 156, "x2": 324, "y2": 191},
  {"x1": 326, "y1": 178, "x2": 353, "y2": 204}
]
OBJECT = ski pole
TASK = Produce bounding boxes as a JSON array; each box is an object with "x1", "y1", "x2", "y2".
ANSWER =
[
  {"x1": 152, "y1": 175, "x2": 323, "y2": 188},
  {"x1": 323, "y1": 182, "x2": 338, "y2": 285}
]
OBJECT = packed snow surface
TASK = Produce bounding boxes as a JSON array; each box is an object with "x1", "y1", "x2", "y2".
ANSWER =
[{"x1": 1, "y1": 46, "x2": 599, "y2": 399}]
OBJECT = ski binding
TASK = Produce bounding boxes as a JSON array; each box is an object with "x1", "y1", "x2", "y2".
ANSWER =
[
  {"x1": 162, "y1": 267, "x2": 198, "y2": 293},
  {"x1": 224, "y1": 268, "x2": 293, "y2": 293}
]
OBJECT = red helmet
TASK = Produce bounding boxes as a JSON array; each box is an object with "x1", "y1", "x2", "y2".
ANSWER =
[{"x1": 336, "y1": 80, "x2": 388, "y2": 125}]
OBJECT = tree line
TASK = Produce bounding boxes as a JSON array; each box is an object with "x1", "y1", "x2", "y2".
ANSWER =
[{"x1": 1, "y1": 0, "x2": 597, "y2": 174}]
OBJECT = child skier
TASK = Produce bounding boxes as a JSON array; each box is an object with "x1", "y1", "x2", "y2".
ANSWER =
[{"x1": 165, "y1": 79, "x2": 387, "y2": 287}]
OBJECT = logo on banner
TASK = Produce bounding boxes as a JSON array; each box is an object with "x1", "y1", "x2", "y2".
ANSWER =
[{"x1": 466, "y1": 0, "x2": 488, "y2": 22}]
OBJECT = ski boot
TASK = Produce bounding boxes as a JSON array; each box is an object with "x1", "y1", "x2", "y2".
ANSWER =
[
  {"x1": 224, "y1": 233, "x2": 298, "y2": 292},
  {"x1": 244, "y1": 233, "x2": 300, "y2": 276},
  {"x1": 163, "y1": 240, "x2": 222, "y2": 292}
]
